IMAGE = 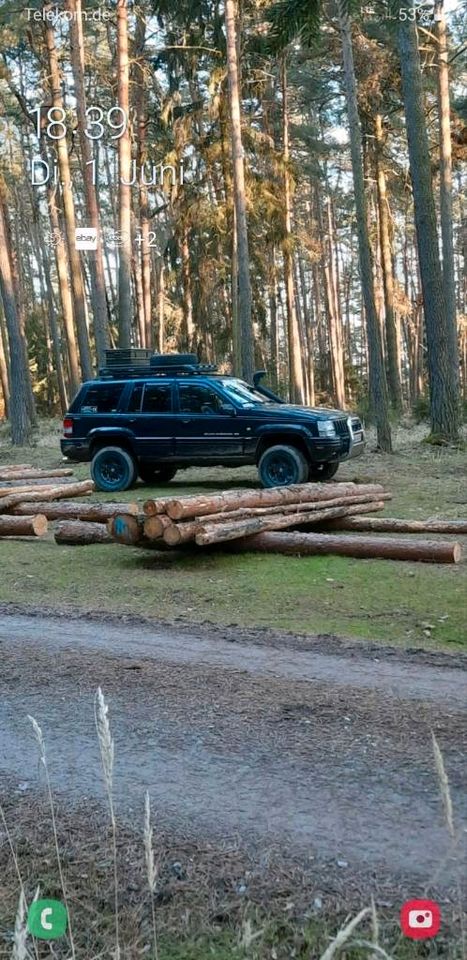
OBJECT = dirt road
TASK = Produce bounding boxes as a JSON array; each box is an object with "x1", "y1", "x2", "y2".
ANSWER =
[{"x1": 0, "y1": 611, "x2": 465, "y2": 886}]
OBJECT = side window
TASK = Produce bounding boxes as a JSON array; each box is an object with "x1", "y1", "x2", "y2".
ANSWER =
[
  {"x1": 80, "y1": 383, "x2": 124, "y2": 413},
  {"x1": 178, "y1": 384, "x2": 224, "y2": 414},
  {"x1": 142, "y1": 383, "x2": 172, "y2": 413},
  {"x1": 128, "y1": 383, "x2": 143, "y2": 412}
]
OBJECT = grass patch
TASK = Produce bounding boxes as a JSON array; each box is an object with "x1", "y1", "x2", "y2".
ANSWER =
[{"x1": 0, "y1": 422, "x2": 466, "y2": 650}]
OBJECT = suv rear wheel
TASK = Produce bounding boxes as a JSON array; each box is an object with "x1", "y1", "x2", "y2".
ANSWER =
[
  {"x1": 139, "y1": 464, "x2": 178, "y2": 484},
  {"x1": 258, "y1": 445, "x2": 308, "y2": 488},
  {"x1": 91, "y1": 446, "x2": 137, "y2": 492},
  {"x1": 308, "y1": 462, "x2": 339, "y2": 482}
]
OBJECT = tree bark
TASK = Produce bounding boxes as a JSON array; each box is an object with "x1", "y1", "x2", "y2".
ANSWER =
[
  {"x1": 0, "y1": 194, "x2": 32, "y2": 444},
  {"x1": 337, "y1": 0, "x2": 392, "y2": 451},
  {"x1": 195, "y1": 500, "x2": 385, "y2": 545},
  {"x1": 55, "y1": 520, "x2": 113, "y2": 545},
  {"x1": 0, "y1": 514, "x2": 48, "y2": 537},
  {"x1": 162, "y1": 481, "x2": 386, "y2": 520},
  {"x1": 375, "y1": 113, "x2": 403, "y2": 412},
  {"x1": 322, "y1": 516, "x2": 467, "y2": 534},
  {"x1": 229, "y1": 531, "x2": 461, "y2": 563},
  {"x1": 117, "y1": 0, "x2": 133, "y2": 347},
  {"x1": 225, "y1": 0, "x2": 255, "y2": 380},
  {"x1": 13, "y1": 500, "x2": 139, "y2": 521},
  {"x1": 0, "y1": 480, "x2": 94, "y2": 513},
  {"x1": 67, "y1": 0, "x2": 109, "y2": 367},
  {"x1": 397, "y1": 2, "x2": 460, "y2": 439},
  {"x1": 0, "y1": 468, "x2": 73, "y2": 482},
  {"x1": 434, "y1": 0, "x2": 458, "y2": 402},
  {"x1": 282, "y1": 59, "x2": 305, "y2": 404}
]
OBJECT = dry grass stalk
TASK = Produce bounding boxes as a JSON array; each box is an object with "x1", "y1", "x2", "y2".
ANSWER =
[
  {"x1": 144, "y1": 792, "x2": 159, "y2": 960},
  {"x1": 27, "y1": 716, "x2": 76, "y2": 960},
  {"x1": 94, "y1": 688, "x2": 120, "y2": 960},
  {"x1": 318, "y1": 907, "x2": 370, "y2": 960},
  {"x1": 0, "y1": 806, "x2": 40, "y2": 960},
  {"x1": 432, "y1": 732, "x2": 455, "y2": 838},
  {"x1": 11, "y1": 889, "x2": 29, "y2": 960}
]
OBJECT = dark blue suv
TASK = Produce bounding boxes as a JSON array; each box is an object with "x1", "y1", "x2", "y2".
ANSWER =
[{"x1": 61, "y1": 352, "x2": 365, "y2": 491}]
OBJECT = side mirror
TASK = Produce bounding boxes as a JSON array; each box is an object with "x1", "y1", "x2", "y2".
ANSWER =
[{"x1": 220, "y1": 403, "x2": 236, "y2": 416}]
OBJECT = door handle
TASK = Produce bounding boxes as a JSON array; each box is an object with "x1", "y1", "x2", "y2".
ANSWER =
[
  {"x1": 128, "y1": 418, "x2": 137, "y2": 423},
  {"x1": 181, "y1": 418, "x2": 192, "y2": 424}
]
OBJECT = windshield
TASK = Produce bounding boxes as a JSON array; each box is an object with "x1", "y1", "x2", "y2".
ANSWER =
[{"x1": 220, "y1": 379, "x2": 272, "y2": 407}]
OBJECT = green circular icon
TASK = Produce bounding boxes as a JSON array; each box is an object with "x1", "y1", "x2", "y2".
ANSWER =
[{"x1": 27, "y1": 899, "x2": 68, "y2": 940}]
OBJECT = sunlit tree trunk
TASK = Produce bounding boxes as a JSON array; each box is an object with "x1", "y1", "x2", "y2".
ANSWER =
[
  {"x1": 225, "y1": 0, "x2": 254, "y2": 380},
  {"x1": 0, "y1": 194, "x2": 32, "y2": 444},
  {"x1": 0, "y1": 300, "x2": 10, "y2": 419},
  {"x1": 67, "y1": 0, "x2": 109, "y2": 367},
  {"x1": 281, "y1": 59, "x2": 305, "y2": 404},
  {"x1": 134, "y1": 10, "x2": 152, "y2": 350},
  {"x1": 43, "y1": 3, "x2": 92, "y2": 380},
  {"x1": 375, "y1": 113, "x2": 403, "y2": 412},
  {"x1": 397, "y1": 1, "x2": 459, "y2": 439},
  {"x1": 117, "y1": 0, "x2": 133, "y2": 347},
  {"x1": 337, "y1": 0, "x2": 392, "y2": 450},
  {"x1": 435, "y1": 0, "x2": 457, "y2": 360}
]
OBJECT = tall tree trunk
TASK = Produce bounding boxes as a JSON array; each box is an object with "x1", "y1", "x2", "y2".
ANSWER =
[
  {"x1": 435, "y1": 0, "x2": 458, "y2": 364},
  {"x1": 268, "y1": 246, "x2": 279, "y2": 391},
  {"x1": 43, "y1": 3, "x2": 92, "y2": 380},
  {"x1": 0, "y1": 300, "x2": 11, "y2": 419},
  {"x1": 0, "y1": 195, "x2": 31, "y2": 444},
  {"x1": 180, "y1": 226, "x2": 194, "y2": 350},
  {"x1": 281, "y1": 59, "x2": 305, "y2": 404},
  {"x1": 397, "y1": 2, "x2": 459, "y2": 439},
  {"x1": 225, "y1": 0, "x2": 254, "y2": 381},
  {"x1": 67, "y1": 0, "x2": 109, "y2": 367},
  {"x1": 117, "y1": 0, "x2": 133, "y2": 347},
  {"x1": 375, "y1": 113, "x2": 403, "y2": 412},
  {"x1": 337, "y1": 0, "x2": 392, "y2": 451},
  {"x1": 134, "y1": 10, "x2": 152, "y2": 350}
]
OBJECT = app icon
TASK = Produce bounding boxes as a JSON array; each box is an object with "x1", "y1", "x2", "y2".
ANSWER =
[
  {"x1": 75, "y1": 226, "x2": 97, "y2": 250},
  {"x1": 400, "y1": 899, "x2": 441, "y2": 939},
  {"x1": 27, "y1": 899, "x2": 68, "y2": 940}
]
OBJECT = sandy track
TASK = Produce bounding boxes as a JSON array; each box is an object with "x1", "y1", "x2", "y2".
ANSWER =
[{"x1": 0, "y1": 612, "x2": 465, "y2": 884}]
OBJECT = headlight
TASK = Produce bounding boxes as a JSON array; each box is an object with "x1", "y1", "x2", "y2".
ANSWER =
[{"x1": 317, "y1": 420, "x2": 337, "y2": 438}]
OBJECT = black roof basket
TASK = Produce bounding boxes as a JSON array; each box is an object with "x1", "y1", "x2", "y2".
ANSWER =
[{"x1": 98, "y1": 350, "x2": 218, "y2": 379}]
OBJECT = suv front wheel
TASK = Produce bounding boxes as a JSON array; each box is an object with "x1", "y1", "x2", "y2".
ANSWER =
[
  {"x1": 91, "y1": 446, "x2": 137, "y2": 492},
  {"x1": 258, "y1": 445, "x2": 309, "y2": 488}
]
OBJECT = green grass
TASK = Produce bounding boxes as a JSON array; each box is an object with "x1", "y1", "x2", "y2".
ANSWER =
[{"x1": 0, "y1": 421, "x2": 466, "y2": 650}]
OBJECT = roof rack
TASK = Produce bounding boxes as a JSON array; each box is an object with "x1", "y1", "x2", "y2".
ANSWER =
[{"x1": 98, "y1": 361, "x2": 219, "y2": 380}]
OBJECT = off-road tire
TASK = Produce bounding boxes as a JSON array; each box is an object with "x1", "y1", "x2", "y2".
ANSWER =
[
  {"x1": 91, "y1": 446, "x2": 137, "y2": 492},
  {"x1": 258, "y1": 445, "x2": 309, "y2": 488}
]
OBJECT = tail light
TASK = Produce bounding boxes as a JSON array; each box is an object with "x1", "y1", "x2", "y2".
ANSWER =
[{"x1": 63, "y1": 417, "x2": 73, "y2": 436}]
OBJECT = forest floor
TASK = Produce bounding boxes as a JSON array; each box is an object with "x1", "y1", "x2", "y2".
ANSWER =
[
  {"x1": 0, "y1": 420, "x2": 466, "y2": 958},
  {"x1": 0, "y1": 419, "x2": 466, "y2": 650}
]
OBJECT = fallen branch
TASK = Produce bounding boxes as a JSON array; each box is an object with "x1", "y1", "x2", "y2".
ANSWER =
[
  {"x1": 322, "y1": 516, "x2": 467, "y2": 535},
  {"x1": 228, "y1": 531, "x2": 462, "y2": 563}
]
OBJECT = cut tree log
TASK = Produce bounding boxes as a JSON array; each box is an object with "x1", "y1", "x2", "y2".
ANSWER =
[
  {"x1": 228, "y1": 531, "x2": 462, "y2": 564},
  {"x1": 161, "y1": 482, "x2": 386, "y2": 521},
  {"x1": 14, "y1": 500, "x2": 139, "y2": 522},
  {"x1": 0, "y1": 480, "x2": 94, "y2": 514},
  {"x1": 109, "y1": 514, "x2": 151, "y2": 546},
  {"x1": 0, "y1": 468, "x2": 73, "y2": 482},
  {"x1": 195, "y1": 501, "x2": 386, "y2": 546},
  {"x1": 0, "y1": 478, "x2": 78, "y2": 497},
  {"x1": 0, "y1": 463, "x2": 34, "y2": 473},
  {"x1": 54, "y1": 520, "x2": 113, "y2": 545},
  {"x1": 198, "y1": 491, "x2": 392, "y2": 525},
  {"x1": 164, "y1": 496, "x2": 389, "y2": 547},
  {"x1": 322, "y1": 516, "x2": 467, "y2": 535},
  {"x1": 0, "y1": 514, "x2": 48, "y2": 537},
  {"x1": 143, "y1": 495, "x2": 179, "y2": 517},
  {"x1": 143, "y1": 515, "x2": 175, "y2": 540}
]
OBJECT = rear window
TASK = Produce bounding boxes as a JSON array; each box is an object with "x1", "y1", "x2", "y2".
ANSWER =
[
  {"x1": 142, "y1": 383, "x2": 172, "y2": 413},
  {"x1": 79, "y1": 383, "x2": 124, "y2": 414}
]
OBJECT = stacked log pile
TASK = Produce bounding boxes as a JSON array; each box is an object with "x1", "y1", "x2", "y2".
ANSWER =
[
  {"x1": 107, "y1": 481, "x2": 464, "y2": 564},
  {"x1": 0, "y1": 462, "x2": 143, "y2": 544}
]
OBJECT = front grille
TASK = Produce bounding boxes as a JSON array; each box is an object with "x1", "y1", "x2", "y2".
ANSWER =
[
  {"x1": 334, "y1": 418, "x2": 350, "y2": 437},
  {"x1": 351, "y1": 417, "x2": 362, "y2": 432}
]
